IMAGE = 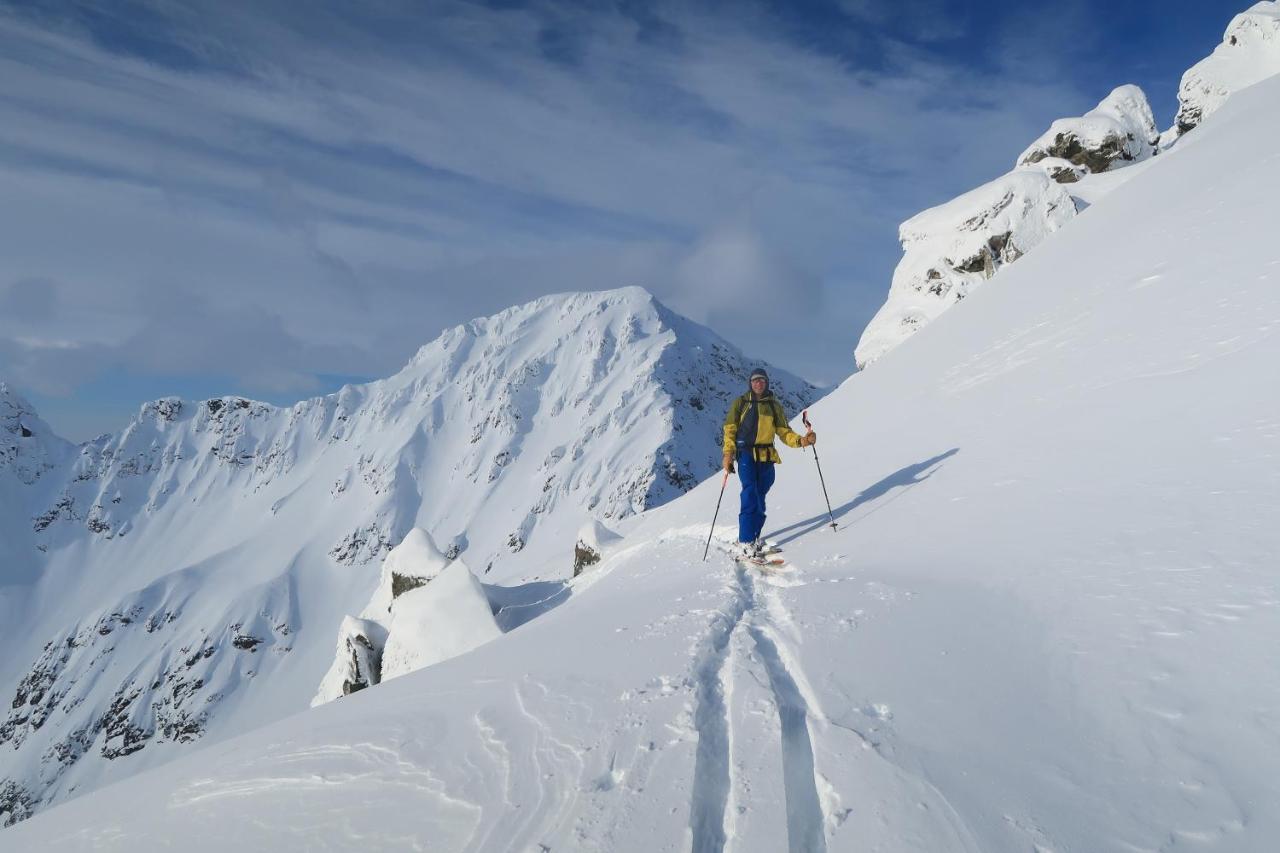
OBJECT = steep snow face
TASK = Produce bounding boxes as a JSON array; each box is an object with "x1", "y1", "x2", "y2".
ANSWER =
[
  {"x1": 855, "y1": 169, "x2": 1076, "y2": 368},
  {"x1": 1175, "y1": 1, "x2": 1280, "y2": 135},
  {"x1": 0, "y1": 287, "x2": 819, "y2": 825},
  {"x1": 0, "y1": 385, "x2": 72, "y2": 625},
  {"x1": 1018, "y1": 84, "x2": 1160, "y2": 174},
  {"x1": 10, "y1": 71, "x2": 1280, "y2": 853}
]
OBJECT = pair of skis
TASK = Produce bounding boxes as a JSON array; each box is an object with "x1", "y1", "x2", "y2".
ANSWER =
[{"x1": 701, "y1": 408, "x2": 836, "y2": 564}]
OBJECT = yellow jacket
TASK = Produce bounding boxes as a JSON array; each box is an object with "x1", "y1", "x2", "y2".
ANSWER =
[{"x1": 723, "y1": 392, "x2": 803, "y2": 463}]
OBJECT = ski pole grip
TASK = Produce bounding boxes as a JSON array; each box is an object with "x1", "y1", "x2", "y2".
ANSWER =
[{"x1": 802, "y1": 409, "x2": 812, "y2": 431}]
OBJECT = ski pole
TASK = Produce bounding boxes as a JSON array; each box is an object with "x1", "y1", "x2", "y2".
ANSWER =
[
  {"x1": 802, "y1": 409, "x2": 837, "y2": 531},
  {"x1": 702, "y1": 470, "x2": 730, "y2": 561}
]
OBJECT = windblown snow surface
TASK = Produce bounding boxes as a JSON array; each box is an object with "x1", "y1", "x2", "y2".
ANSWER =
[{"x1": 7, "y1": 57, "x2": 1280, "y2": 853}]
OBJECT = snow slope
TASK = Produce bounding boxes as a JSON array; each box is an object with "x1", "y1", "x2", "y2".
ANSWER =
[
  {"x1": 0, "y1": 287, "x2": 818, "y2": 825},
  {"x1": 9, "y1": 56, "x2": 1280, "y2": 853}
]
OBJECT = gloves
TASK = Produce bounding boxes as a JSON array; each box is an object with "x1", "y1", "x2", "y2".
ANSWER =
[
  {"x1": 723, "y1": 451, "x2": 735, "y2": 473},
  {"x1": 801, "y1": 431, "x2": 817, "y2": 447}
]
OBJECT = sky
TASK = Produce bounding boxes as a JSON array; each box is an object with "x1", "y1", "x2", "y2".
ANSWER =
[{"x1": 0, "y1": 0, "x2": 1251, "y2": 440}]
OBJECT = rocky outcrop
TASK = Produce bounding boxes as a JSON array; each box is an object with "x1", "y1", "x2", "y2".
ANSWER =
[
  {"x1": 855, "y1": 170, "x2": 1076, "y2": 368},
  {"x1": 857, "y1": 2, "x2": 1280, "y2": 370},
  {"x1": 1175, "y1": 2, "x2": 1280, "y2": 135},
  {"x1": 857, "y1": 86, "x2": 1168, "y2": 368},
  {"x1": 1018, "y1": 85, "x2": 1159, "y2": 177},
  {"x1": 327, "y1": 617, "x2": 385, "y2": 697},
  {"x1": 379, "y1": 560, "x2": 501, "y2": 681},
  {"x1": 313, "y1": 528, "x2": 500, "y2": 703}
]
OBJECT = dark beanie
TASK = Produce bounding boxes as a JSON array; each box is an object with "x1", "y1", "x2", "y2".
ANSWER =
[{"x1": 749, "y1": 368, "x2": 769, "y2": 382}]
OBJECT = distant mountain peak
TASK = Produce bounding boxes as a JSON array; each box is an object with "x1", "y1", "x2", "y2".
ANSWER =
[{"x1": 0, "y1": 289, "x2": 820, "y2": 824}]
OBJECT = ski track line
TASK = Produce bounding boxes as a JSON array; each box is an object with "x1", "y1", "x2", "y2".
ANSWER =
[
  {"x1": 689, "y1": 550, "x2": 829, "y2": 853},
  {"x1": 689, "y1": 566, "x2": 751, "y2": 853},
  {"x1": 741, "y1": 569, "x2": 829, "y2": 853}
]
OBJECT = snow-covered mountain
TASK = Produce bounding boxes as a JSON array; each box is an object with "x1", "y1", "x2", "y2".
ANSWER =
[
  {"x1": 855, "y1": 1, "x2": 1280, "y2": 369},
  {"x1": 8, "y1": 48, "x2": 1280, "y2": 853},
  {"x1": 0, "y1": 286, "x2": 819, "y2": 825}
]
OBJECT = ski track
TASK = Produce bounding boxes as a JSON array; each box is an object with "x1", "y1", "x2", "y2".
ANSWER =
[
  {"x1": 743, "y1": 598, "x2": 828, "y2": 851},
  {"x1": 689, "y1": 566, "x2": 749, "y2": 853},
  {"x1": 689, "y1": 538, "x2": 829, "y2": 853}
]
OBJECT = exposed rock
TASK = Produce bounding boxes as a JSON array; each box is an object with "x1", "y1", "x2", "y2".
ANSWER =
[
  {"x1": 1027, "y1": 155, "x2": 1087, "y2": 185},
  {"x1": 141, "y1": 398, "x2": 183, "y2": 423},
  {"x1": 384, "y1": 529, "x2": 450, "y2": 602},
  {"x1": 573, "y1": 519, "x2": 622, "y2": 577},
  {"x1": 329, "y1": 523, "x2": 395, "y2": 566},
  {"x1": 33, "y1": 495, "x2": 78, "y2": 532},
  {"x1": 1017, "y1": 85, "x2": 1159, "y2": 175},
  {"x1": 0, "y1": 779, "x2": 36, "y2": 827},
  {"x1": 379, "y1": 560, "x2": 501, "y2": 682},
  {"x1": 574, "y1": 542, "x2": 601, "y2": 576},
  {"x1": 342, "y1": 632, "x2": 380, "y2": 696},
  {"x1": 0, "y1": 597, "x2": 292, "y2": 810},
  {"x1": 231, "y1": 633, "x2": 264, "y2": 651}
]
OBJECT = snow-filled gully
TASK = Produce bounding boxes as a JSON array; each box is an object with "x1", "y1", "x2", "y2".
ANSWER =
[{"x1": 690, "y1": 562, "x2": 827, "y2": 853}]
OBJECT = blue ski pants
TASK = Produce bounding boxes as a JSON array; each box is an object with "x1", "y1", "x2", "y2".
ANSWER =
[{"x1": 737, "y1": 449, "x2": 776, "y2": 543}]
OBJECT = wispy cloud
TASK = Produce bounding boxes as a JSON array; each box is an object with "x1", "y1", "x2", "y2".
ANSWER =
[{"x1": 0, "y1": 0, "x2": 1096, "y2": 436}]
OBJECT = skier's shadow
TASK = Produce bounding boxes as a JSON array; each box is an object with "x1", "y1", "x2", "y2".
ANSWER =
[{"x1": 769, "y1": 448, "x2": 960, "y2": 546}]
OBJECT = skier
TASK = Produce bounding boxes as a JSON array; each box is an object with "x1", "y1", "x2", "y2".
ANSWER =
[{"x1": 722, "y1": 368, "x2": 815, "y2": 560}]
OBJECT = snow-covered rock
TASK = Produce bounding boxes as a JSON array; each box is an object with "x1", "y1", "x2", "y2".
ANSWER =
[
  {"x1": 1175, "y1": 1, "x2": 1280, "y2": 135},
  {"x1": 374, "y1": 528, "x2": 452, "y2": 613},
  {"x1": 379, "y1": 560, "x2": 502, "y2": 681},
  {"x1": 314, "y1": 527, "x2": 490, "y2": 704},
  {"x1": 855, "y1": 169, "x2": 1076, "y2": 368},
  {"x1": 313, "y1": 617, "x2": 386, "y2": 701},
  {"x1": 573, "y1": 518, "x2": 623, "y2": 576},
  {"x1": 858, "y1": 87, "x2": 1162, "y2": 369},
  {"x1": 0, "y1": 287, "x2": 820, "y2": 823},
  {"x1": 1017, "y1": 85, "x2": 1160, "y2": 176}
]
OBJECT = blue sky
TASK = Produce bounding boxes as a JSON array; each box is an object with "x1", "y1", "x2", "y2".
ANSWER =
[{"x1": 0, "y1": 0, "x2": 1248, "y2": 439}]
